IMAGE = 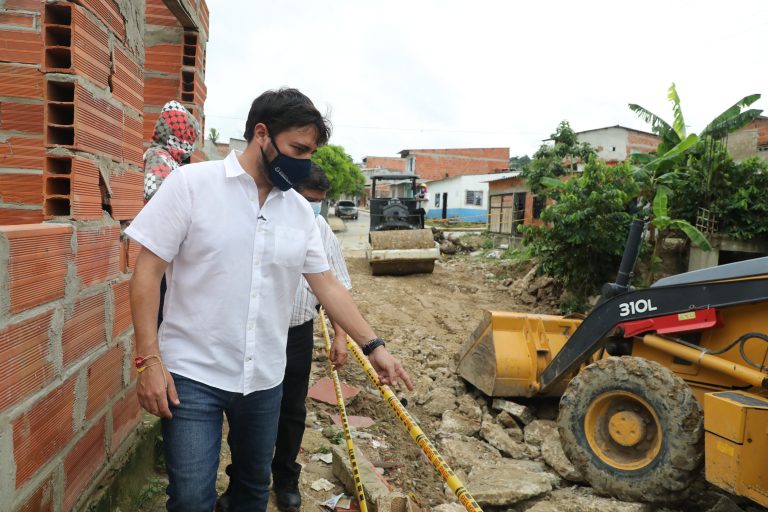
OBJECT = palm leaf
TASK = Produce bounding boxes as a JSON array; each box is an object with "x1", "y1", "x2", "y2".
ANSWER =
[
  {"x1": 647, "y1": 134, "x2": 698, "y2": 170},
  {"x1": 652, "y1": 185, "x2": 670, "y2": 218},
  {"x1": 540, "y1": 177, "x2": 565, "y2": 190},
  {"x1": 628, "y1": 104, "x2": 675, "y2": 138},
  {"x1": 667, "y1": 83, "x2": 687, "y2": 138},
  {"x1": 702, "y1": 108, "x2": 764, "y2": 139},
  {"x1": 674, "y1": 220, "x2": 712, "y2": 251},
  {"x1": 706, "y1": 94, "x2": 762, "y2": 131}
]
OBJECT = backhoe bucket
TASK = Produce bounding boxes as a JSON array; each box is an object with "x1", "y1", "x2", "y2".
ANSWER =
[
  {"x1": 457, "y1": 310, "x2": 583, "y2": 397},
  {"x1": 367, "y1": 229, "x2": 440, "y2": 276}
]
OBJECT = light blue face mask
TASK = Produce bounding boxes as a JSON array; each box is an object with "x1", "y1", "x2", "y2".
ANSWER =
[{"x1": 309, "y1": 201, "x2": 322, "y2": 217}]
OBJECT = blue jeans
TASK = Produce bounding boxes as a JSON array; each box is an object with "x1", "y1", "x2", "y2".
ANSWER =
[{"x1": 162, "y1": 373, "x2": 282, "y2": 512}]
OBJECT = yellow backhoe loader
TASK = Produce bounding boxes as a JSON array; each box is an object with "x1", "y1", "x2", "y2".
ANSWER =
[{"x1": 458, "y1": 219, "x2": 768, "y2": 507}]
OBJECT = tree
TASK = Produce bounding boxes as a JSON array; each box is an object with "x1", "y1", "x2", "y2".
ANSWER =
[
  {"x1": 508, "y1": 155, "x2": 531, "y2": 171},
  {"x1": 209, "y1": 127, "x2": 220, "y2": 144},
  {"x1": 311, "y1": 145, "x2": 365, "y2": 200},
  {"x1": 629, "y1": 84, "x2": 762, "y2": 214},
  {"x1": 523, "y1": 160, "x2": 641, "y2": 306},
  {"x1": 521, "y1": 121, "x2": 595, "y2": 195}
]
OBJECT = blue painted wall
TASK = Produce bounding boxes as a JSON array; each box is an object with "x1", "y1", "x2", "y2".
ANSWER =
[{"x1": 426, "y1": 208, "x2": 487, "y2": 222}]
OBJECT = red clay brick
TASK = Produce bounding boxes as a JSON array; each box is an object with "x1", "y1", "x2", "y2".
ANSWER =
[
  {"x1": 70, "y1": 156, "x2": 102, "y2": 220},
  {"x1": 122, "y1": 113, "x2": 143, "y2": 167},
  {"x1": 18, "y1": 476, "x2": 54, "y2": 512},
  {"x1": 0, "y1": 135, "x2": 45, "y2": 170},
  {"x1": 144, "y1": 76, "x2": 180, "y2": 107},
  {"x1": 143, "y1": 110, "x2": 160, "y2": 142},
  {"x1": 111, "y1": 385, "x2": 141, "y2": 454},
  {"x1": 0, "y1": 207, "x2": 44, "y2": 225},
  {"x1": 63, "y1": 416, "x2": 106, "y2": 512},
  {"x1": 13, "y1": 378, "x2": 76, "y2": 489},
  {"x1": 0, "y1": 223, "x2": 72, "y2": 313},
  {"x1": 126, "y1": 237, "x2": 141, "y2": 271},
  {"x1": 109, "y1": 170, "x2": 143, "y2": 220},
  {"x1": 74, "y1": 0, "x2": 126, "y2": 40},
  {"x1": 0, "y1": 101, "x2": 44, "y2": 134},
  {"x1": 145, "y1": 0, "x2": 181, "y2": 27},
  {"x1": 74, "y1": 85, "x2": 124, "y2": 162},
  {"x1": 62, "y1": 292, "x2": 106, "y2": 367},
  {"x1": 0, "y1": 310, "x2": 55, "y2": 414},
  {"x1": 86, "y1": 345, "x2": 123, "y2": 419},
  {"x1": 0, "y1": 28, "x2": 42, "y2": 65},
  {"x1": 0, "y1": 11, "x2": 38, "y2": 29},
  {"x1": 199, "y1": 0, "x2": 210, "y2": 38},
  {"x1": 0, "y1": 62, "x2": 43, "y2": 99},
  {"x1": 145, "y1": 43, "x2": 183, "y2": 75},
  {"x1": 5, "y1": 0, "x2": 43, "y2": 9},
  {"x1": 111, "y1": 44, "x2": 144, "y2": 112},
  {"x1": 0, "y1": 173, "x2": 42, "y2": 205},
  {"x1": 111, "y1": 279, "x2": 132, "y2": 338},
  {"x1": 75, "y1": 223, "x2": 121, "y2": 288}
]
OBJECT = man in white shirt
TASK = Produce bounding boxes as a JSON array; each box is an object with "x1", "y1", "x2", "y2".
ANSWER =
[
  {"x1": 218, "y1": 163, "x2": 351, "y2": 512},
  {"x1": 127, "y1": 88, "x2": 412, "y2": 512}
]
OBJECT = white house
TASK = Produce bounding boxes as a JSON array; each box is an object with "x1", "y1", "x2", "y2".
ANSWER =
[{"x1": 425, "y1": 172, "x2": 516, "y2": 222}]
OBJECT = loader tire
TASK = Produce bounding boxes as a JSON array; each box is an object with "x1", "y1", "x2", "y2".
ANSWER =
[{"x1": 558, "y1": 356, "x2": 703, "y2": 503}]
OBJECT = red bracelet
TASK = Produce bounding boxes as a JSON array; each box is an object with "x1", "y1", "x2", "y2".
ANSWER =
[{"x1": 134, "y1": 354, "x2": 161, "y2": 369}]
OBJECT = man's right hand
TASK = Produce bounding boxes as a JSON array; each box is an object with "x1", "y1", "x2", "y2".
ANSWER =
[{"x1": 137, "y1": 364, "x2": 179, "y2": 418}]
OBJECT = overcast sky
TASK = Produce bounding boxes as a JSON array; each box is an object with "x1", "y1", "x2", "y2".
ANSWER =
[{"x1": 203, "y1": 0, "x2": 767, "y2": 162}]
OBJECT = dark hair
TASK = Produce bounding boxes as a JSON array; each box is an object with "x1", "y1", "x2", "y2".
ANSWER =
[
  {"x1": 243, "y1": 88, "x2": 331, "y2": 145},
  {"x1": 296, "y1": 162, "x2": 331, "y2": 193}
]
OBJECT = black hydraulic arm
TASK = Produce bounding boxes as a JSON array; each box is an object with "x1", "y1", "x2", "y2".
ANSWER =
[{"x1": 539, "y1": 276, "x2": 768, "y2": 393}]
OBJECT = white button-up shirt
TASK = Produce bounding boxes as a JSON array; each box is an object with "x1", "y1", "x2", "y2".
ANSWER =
[{"x1": 126, "y1": 150, "x2": 329, "y2": 393}]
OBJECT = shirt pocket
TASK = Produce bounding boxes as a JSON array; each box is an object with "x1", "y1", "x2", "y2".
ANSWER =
[{"x1": 273, "y1": 227, "x2": 307, "y2": 268}]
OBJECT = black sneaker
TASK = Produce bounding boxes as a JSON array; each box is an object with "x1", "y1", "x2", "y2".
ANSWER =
[{"x1": 274, "y1": 484, "x2": 301, "y2": 512}]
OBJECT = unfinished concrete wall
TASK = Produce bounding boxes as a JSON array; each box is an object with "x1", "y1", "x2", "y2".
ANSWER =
[{"x1": 0, "y1": 0, "x2": 208, "y2": 510}]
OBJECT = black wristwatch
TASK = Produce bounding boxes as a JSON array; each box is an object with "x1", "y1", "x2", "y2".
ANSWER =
[{"x1": 362, "y1": 337, "x2": 386, "y2": 356}]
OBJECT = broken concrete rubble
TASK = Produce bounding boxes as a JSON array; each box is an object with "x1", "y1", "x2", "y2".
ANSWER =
[
  {"x1": 541, "y1": 432, "x2": 585, "y2": 482},
  {"x1": 439, "y1": 410, "x2": 481, "y2": 437},
  {"x1": 523, "y1": 419, "x2": 558, "y2": 446},
  {"x1": 524, "y1": 486, "x2": 653, "y2": 512},
  {"x1": 492, "y1": 398, "x2": 534, "y2": 425},
  {"x1": 463, "y1": 460, "x2": 555, "y2": 506},
  {"x1": 438, "y1": 436, "x2": 502, "y2": 471},
  {"x1": 480, "y1": 420, "x2": 536, "y2": 459},
  {"x1": 420, "y1": 387, "x2": 457, "y2": 417}
]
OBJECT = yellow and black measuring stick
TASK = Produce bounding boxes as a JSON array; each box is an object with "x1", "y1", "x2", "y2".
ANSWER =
[
  {"x1": 346, "y1": 335, "x2": 484, "y2": 512},
  {"x1": 318, "y1": 309, "x2": 369, "y2": 512}
]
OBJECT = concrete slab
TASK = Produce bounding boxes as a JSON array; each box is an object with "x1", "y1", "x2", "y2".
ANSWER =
[{"x1": 307, "y1": 377, "x2": 361, "y2": 405}]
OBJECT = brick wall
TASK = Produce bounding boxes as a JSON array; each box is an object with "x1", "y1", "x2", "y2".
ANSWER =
[
  {"x1": 405, "y1": 147, "x2": 509, "y2": 181},
  {"x1": 0, "y1": 1, "x2": 209, "y2": 510},
  {"x1": 144, "y1": 0, "x2": 209, "y2": 164},
  {"x1": 362, "y1": 156, "x2": 406, "y2": 172},
  {"x1": 626, "y1": 130, "x2": 660, "y2": 157},
  {"x1": 727, "y1": 117, "x2": 768, "y2": 161}
]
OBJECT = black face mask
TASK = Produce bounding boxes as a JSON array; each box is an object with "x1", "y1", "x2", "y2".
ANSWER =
[{"x1": 260, "y1": 136, "x2": 311, "y2": 191}]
